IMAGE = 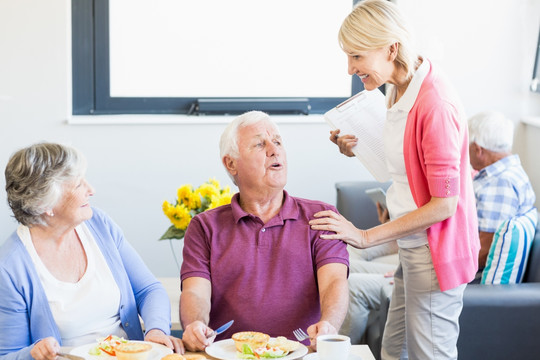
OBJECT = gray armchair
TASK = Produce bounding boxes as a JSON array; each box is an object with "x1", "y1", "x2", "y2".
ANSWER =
[
  {"x1": 336, "y1": 181, "x2": 391, "y2": 230},
  {"x1": 457, "y1": 216, "x2": 540, "y2": 360}
]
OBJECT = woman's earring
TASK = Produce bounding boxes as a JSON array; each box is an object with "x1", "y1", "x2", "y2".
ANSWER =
[{"x1": 47, "y1": 211, "x2": 54, "y2": 217}]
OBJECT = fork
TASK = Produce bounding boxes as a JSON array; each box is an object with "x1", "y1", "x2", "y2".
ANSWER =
[{"x1": 293, "y1": 328, "x2": 309, "y2": 342}]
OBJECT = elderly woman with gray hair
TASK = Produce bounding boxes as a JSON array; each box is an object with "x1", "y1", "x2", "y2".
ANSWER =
[{"x1": 0, "y1": 143, "x2": 183, "y2": 360}]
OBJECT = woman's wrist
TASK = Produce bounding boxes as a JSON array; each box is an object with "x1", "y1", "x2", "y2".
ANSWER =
[
  {"x1": 145, "y1": 328, "x2": 167, "y2": 337},
  {"x1": 360, "y1": 228, "x2": 370, "y2": 248}
]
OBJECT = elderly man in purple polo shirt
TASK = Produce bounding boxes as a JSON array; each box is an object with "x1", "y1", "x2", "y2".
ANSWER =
[{"x1": 179, "y1": 110, "x2": 349, "y2": 352}]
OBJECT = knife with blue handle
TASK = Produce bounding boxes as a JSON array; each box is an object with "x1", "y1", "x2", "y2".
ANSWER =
[{"x1": 206, "y1": 319, "x2": 234, "y2": 338}]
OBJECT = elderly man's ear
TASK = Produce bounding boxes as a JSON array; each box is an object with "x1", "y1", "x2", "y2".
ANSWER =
[
  {"x1": 223, "y1": 155, "x2": 238, "y2": 176},
  {"x1": 470, "y1": 142, "x2": 482, "y2": 157}
]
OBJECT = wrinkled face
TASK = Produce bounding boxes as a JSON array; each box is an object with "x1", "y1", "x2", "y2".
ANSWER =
[
  {"x1": 227, "y1": 121, "x2": 287, "y2": 193},
  {"x1": 345, "y1": 46, "x2": 395, "y2": 91},
  {"x1": 52, "y1": 177, "x2": 95, "y2": 227}
]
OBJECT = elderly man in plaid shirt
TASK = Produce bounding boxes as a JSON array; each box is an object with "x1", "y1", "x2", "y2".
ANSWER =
[{"x1": 468, "y1": 111, "x2": 536, "y2": 280}]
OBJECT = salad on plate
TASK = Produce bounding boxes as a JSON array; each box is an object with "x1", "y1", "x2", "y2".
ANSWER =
[
  {"x1": 88, "y1": 335, "x2": 128, "y2": 356},
  {"x1": 237, "y1": 343, "x2": 290, "y2": 359}
]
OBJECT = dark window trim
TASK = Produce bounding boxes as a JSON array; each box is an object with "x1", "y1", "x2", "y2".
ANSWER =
[
  {"x1": 71, "y1": 0, "x2": 363, "y2": 116},
  {"x1": 531, "y1": 25, "x2": 540, "y2": 93}
]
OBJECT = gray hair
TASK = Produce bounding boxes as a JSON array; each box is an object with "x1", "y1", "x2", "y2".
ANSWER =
[
  {"x1": 338, "y1": 0, "x2": 419, "y2": 81},
  {"x1": 5, "y1": 142, "x2": 87, "y2": 226},
  {"x1": 468, "y1": 111, "x2": 514, "y2": 153},
  {"x1": 219, "y1": 111, "x2": 279, "y2": 183}
]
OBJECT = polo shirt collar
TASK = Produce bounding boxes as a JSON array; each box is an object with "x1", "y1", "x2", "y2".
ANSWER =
[
  {"x1": 230, "y1": 190, "x2": 299, "y2": 224},
  {"x1": 387, "y1": 57, "x2": 430, "y2": 113},
  {"x1": 474, "y1": 154, "x2": 520, "y2": 180}
]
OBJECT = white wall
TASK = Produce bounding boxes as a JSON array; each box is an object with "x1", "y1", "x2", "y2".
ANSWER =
[{"x1": 1, "y1": 0, "x2": 540, "y2": 276}]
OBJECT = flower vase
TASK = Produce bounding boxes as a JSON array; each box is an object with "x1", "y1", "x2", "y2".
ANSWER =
[{"x1": 168, "y1": 238, "x2": 183, "y2": 274}]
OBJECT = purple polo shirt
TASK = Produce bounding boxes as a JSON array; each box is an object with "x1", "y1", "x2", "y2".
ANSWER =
[{"x1": 181, "y1": 190, "x2": 349, "y2": 340}]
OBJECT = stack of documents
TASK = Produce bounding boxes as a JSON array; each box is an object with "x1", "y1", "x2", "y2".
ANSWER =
[{"x1": 324, "y1": 89, "x2": 390, "y2": 182}]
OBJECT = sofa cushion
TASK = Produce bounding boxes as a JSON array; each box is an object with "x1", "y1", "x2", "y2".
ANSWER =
[
  {"x1": 481, "y1": 209, "x2": 538, "y2": 284},
  {"x1": 524, "y1": 218, "x2": 540, "y2": 283},
  {"x1": 335, "y1": 181, "x2": 391, "y2": 230}
]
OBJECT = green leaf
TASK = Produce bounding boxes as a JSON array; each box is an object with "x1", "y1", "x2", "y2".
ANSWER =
[
  {"x1": 159, "y1": 225, "x2": 185, "y2": 240},
  {"x1": 242, "y1": 344, "x2": 254, "y2": 355}
]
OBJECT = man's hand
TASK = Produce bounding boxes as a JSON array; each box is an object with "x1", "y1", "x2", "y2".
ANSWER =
[
  {"x1": 30, "y1": 337, "x2": 59, "y2": 360},
  {"x1": 306, "y1": 320, "x2": 337, "y2": 351},
  {"x1": 182, "y1": 320, "x2": 215, "y2": 352},
  {"x1": 180, "y1": 277, "x2": 213, "y2": 351},
  {"x1": 144, "y1": 329, "x2": 185, "y2": 354}
]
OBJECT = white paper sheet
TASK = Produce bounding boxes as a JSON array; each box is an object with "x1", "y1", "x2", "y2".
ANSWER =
[{"x1": 324, "y1": 89, "x2": 390, "y2": 182}]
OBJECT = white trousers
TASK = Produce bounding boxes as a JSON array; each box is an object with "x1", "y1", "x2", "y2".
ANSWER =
[{"x1": 381, "y1": 245, "x2": 466, "y2": 360}]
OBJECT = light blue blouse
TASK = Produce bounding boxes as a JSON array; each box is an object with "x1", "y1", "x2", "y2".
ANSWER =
[{"x1": 0, "y1": 207, "x2": 171, "y2": 360}]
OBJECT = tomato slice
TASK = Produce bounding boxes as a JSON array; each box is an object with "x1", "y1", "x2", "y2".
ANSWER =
[{"x1": 99, "y1": 347, "x2": 115, "y2": 356}]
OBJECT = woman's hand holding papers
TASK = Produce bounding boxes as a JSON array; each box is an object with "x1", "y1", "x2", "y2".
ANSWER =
[{"x1": 329, "y1": 129, "x2": 357, "y2": 157}]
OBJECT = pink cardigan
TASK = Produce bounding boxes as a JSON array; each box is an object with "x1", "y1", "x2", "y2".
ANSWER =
[{"x1": 403, "y1": 60, "x2": 480, "y2": 291}]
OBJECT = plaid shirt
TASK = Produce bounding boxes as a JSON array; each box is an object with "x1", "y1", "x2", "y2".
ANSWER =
[{"x1": 473, "y1": 154, "x2": 536, "y2": 233}]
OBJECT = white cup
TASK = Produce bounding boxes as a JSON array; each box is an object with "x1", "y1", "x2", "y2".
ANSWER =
[{"x1": 316, "y1": 334, "x2": 351, "y2": 360}]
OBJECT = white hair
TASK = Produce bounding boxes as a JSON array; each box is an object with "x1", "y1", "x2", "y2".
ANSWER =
[
  {"x1": 5, "y1": 142, "x2": 87, "y2": 226},
  {"x1": 219, "y1": 111, "x2": 279, "y2": 184},
  {"x1": 219, "y1": 110, "x2": 280, "y2": 159},
  {"x1": 468, "y1": 111, "x2": 514, "y2": 153}
]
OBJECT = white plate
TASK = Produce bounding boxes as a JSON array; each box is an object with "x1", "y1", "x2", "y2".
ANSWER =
[
  {"x1": 205, "y1": 339, "x2": 308, "y2": 360},
  {"x1": 303, "y1": 353, "x2": 362, "y2": 360},
  {"x1": 70, "y1": 340, "x2": 173, "y2": 360}
]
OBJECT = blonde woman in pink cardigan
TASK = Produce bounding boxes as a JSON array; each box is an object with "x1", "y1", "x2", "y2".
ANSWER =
[{"x1": 309, "y1": 1, "x2": 480, "y2": 359}]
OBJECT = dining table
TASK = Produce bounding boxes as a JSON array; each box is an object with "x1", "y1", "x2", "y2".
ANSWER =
[
  {"x1": 66, "y1": 277, "x2": 375, "y2": 359},
  {"x1": 185, "y1": 344, "x2": 376, "y2": 360},
  {"x1": 62, "y1": 342, "x2": 375, "y2": 360}
]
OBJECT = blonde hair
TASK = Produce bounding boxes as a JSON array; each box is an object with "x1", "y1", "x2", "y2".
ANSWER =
[{"x1": 338, "y1": 0, "x2": 418, "y2": 80}]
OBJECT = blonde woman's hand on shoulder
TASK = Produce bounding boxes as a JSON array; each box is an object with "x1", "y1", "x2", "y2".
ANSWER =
[{"x1": 309, "y1": 210, "x2": 369, "y2": 249}]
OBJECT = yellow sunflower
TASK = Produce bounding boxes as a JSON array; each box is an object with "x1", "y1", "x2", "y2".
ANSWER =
[
  {"x1": 177, "y1": 184, "x2": 193, "y2": 204},
  {"x1": 162, "y1": 201, "x2": 192, "y2": 230},
  {"x1": 196, "y1": 182, "x2": 220, "y2": 200},
  {"x1": 208, "y1": 177, "x2": 221, "y2": 189},
  {"x1": 161, "y1": 178, "x2": 235, "y2": 240}
]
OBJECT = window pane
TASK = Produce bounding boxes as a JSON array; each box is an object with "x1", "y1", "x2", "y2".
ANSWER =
[{"x1": 109, "y1": 0, "x2": 352, "y2": 98}]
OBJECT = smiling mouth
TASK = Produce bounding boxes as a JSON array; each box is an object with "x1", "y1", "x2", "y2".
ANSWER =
[{"x1": 359, "y1": 74, "x2": 368, "y2": 79}]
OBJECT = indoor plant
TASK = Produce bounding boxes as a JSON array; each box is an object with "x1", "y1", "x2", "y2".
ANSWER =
[{"x1": 160, "y1": 178, "x2": 233, "y2": 269}]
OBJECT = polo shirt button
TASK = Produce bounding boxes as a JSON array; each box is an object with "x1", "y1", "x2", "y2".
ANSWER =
[
  {"x1": 124, "y1": 322, "x2": 129, "y2": 327},
  {"x1": 261, "y1": 228, "x2": 266, "y2": 232},
  {"x1": 446, "y1": 191, "x2": 450, "y2": 195}
]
